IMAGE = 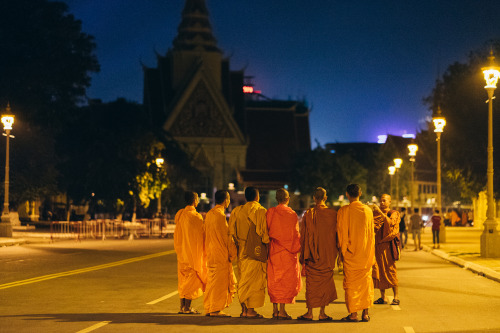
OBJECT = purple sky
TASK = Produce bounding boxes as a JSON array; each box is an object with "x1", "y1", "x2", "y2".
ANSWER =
[{"x1": 65, "y1": 0, "x2": 500, "y2": 145}]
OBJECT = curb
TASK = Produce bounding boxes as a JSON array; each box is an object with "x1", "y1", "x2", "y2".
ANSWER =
[{"x1": 423, "y1": 245, "x2": 500, "y2": 283}]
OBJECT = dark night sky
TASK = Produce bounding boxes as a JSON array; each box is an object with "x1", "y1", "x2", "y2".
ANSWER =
[{"x1": 65, "y1": 0, "x2": 500, "y2": 145}]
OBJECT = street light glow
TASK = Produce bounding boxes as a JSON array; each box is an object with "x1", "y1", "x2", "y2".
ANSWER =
[
  {"x1": 482, "y1": 50, "x2": 500, "y2": 89},
  {"x1": 388, "y1": 166, "x2": 396, "y2": 175},
  {"x1": 433, "y1": 117, "x2": 446, "y2": 133},
  {"x1": 394, "y1": 158, "x2": 403, "y2": 168},
  {"x1": 1, "y1": 115, "x2": 14, "y2": 131},
  {"x1": 408, "y1": 144, "x2": 418, "y2": 157},
  {"x1": 155, "y1": 157, "x2": 164, "y2": 168}
]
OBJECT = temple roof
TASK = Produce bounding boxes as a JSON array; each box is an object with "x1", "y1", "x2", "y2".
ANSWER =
[{"x1": 172, "y1": 0, "x2": 220, "y2": 52}]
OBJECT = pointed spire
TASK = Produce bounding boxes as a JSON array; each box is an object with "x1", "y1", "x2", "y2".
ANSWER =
[{"x1": 172, "y1": 0, "x2": 220, "y2": 52}]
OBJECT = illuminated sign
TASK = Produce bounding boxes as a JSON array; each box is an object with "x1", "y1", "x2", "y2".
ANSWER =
[{"x1": 243, "y1": 86, "x2": 254, "y2": 93}]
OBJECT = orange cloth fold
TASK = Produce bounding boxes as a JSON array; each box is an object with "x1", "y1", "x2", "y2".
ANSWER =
[
  {"x1": 203, "y1": 205, "x2": 237, "y2": 313},
  {"x1": 300, "y1": 204, "x2": 338, "y2": 308},
  {"x1": 337, "y1": 201, "x2": 375, "y2": 313},
  {"x1": 174, "y1": 205, "x2": 207, "y2": 300},
  {"x1": 267, "y1": 204, "x2": 302, "y2": 304},
  {"x1": 373, "y1": 209, "x2": 400, "y2": 289}
]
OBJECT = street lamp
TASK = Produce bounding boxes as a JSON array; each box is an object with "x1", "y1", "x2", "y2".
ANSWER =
[
  {"x1": 433, "y1": 106, "x2": 446, "y2": 243},
  {"x1": 0, "y1": 104, "x2": 14, "y2": 237},
  {"x1": 388, "y1": 165, "x2": 396, "y2": 198},
  {"x1": 394, "y1": 158, "x2": 403, "y2": 209},
  {"x1": 408, "y1": 143, "x2": 418, "y2": 210},
  {"x1": 155, "y1": 157, "x2": 164, "y2": 217},
  {"x1": 481, "y1": 50, "x2": 500, "y2": 257}
]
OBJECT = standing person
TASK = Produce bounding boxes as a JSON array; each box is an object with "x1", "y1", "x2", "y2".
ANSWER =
[
  {"x1": 228, "y1": 187, "x2": 268, "y2": 319},
  {"x1": 203, "y1": 190, "x2": 237, "y2": 317},
  {"x1": 372, "y1": 194, "x2": 400, "y2": 305},
  {"x1": 431, "y1": 210, "x2": 441, "y2": 249},
  {"x1": 409, "y1": 208, "x2": 423, "y2": 251},
  {"x1": 399, "y1": 208, "x2": 408, "y2": 249},
  {"x1": 174, "y1": 191, "x2": 207, "y2": 314},
  {"x1": 267, "y1": 188, "x2": 302, "y2": 320},
  {"x1": 297, "y1": 187, "x2": 338, "y2": 322},
  {"x1": 337, "y1": 184, "x2": 375, "y2": 322}
]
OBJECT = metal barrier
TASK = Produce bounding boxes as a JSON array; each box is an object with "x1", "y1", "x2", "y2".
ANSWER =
[{"x1": 50, "y1": 218, "x2": 175, "y2": 241}]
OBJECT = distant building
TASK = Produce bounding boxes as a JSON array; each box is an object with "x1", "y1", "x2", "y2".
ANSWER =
[{"x1": 143, "y1": 0, "x2": 311, "y2": 203}]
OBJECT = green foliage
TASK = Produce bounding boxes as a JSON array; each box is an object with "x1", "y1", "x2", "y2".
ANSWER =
[{"x1": 423, "y1": 40, "x2": 500, "y2": 200}]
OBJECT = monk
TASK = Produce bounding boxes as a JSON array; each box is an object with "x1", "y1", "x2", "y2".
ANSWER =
[
  {"x1": 267, "y1": 188, "x2": 301, "y2": 320},
  {"x1": 372, "y1": 194, "x2": 400, "y2": 305},
  {"x1": 298, "y1": 187, "x2": 338, "y2": 321},
  {"x1": 337, "y1": 184, "x2": 375, "y2": 322},
  {"x1": 228, "y1": 187, "x2": 269, "y2": 319},
  {"x1": 203, "y1": 190, "x2": 237, "y2": 317},
  {"x1": 174, "y1": 191, "x2": 207, "y2": 314}
]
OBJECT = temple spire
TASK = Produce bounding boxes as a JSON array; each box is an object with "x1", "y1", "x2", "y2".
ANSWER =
[{"x1": 172, "y1": 0, "x2": 220, "y2": 52}]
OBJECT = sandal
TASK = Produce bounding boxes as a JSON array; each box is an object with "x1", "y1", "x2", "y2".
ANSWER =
[
  {"x1": 210, "y1": 312, "x2": 231, "y2": 317},
  {"x1": 391, "y1": 299, "x2": 400, "y2": 305},
  {"x1": 340, "y1": 315, "x2": 359, "y2": 322},
  {"x1": 319, "y1": 315, "x2": 333, "y2": 321},
  {"x1": 361, "y1": 315, "x2": 371, "y2": 322},
  {"x1": 182, "y1": 308, "x2": 200, "y2": 314},
  {"x1": 297, "y1": 315, "x2": 313, "y2": 321},
  {"x1": 277, "y1": 314, "x2": 292, "y2": 320},
  {"x1": 246, "y1": 313, "x2": 264, "y2": 319},
  {"x1": 373, "y1": 297, "x2": 387, "y2": 304}
]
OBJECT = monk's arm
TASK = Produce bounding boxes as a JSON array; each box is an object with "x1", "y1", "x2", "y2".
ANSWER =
[
  {"x1": 299, "y1": 214, "x2": 306, "y2": 264},
  {"x1": 255, "y1": 208, "x2": 270, "y2": 244},
  {"x1": 336, "y1": 208, "x2": 348, "y2": 257},
  {"x1": 380, "y1": 211, "x2": 400, "y2": 242}
]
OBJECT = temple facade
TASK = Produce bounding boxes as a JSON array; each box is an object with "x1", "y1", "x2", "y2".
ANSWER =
[{"x1": 143, "y1": 0, "x2": 311, "y2": 200}]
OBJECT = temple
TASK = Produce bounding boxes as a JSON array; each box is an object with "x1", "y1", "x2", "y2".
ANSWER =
[{"x1": 143, "y1": 0, "x2": 311, "y2": 203}]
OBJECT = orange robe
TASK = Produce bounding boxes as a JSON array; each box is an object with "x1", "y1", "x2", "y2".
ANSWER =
[
  {"x1": 267, "y1": 204, "x2": 302, "y2": 304},
  {"x1": 300, "y1": 204, "x2": 338, "y2": 308},
  {"x1": 174, "y1": 205, "x2": 207, "y2": 300},
  {"x1": 203, "y1": 205, "x2": 237, "y2": 313},
  {"x1": 337, "y1": 201, "x2": 375, "y2": 313},
  {"x1": 228, "y1": 201, "x2": 269, "y2": 309},
  {"x1": 373, "y1": 208, "x2": 400, "y2": 290}
]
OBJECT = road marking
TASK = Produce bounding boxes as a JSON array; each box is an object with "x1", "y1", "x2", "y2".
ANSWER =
[
  {"x1": 76, "y1": 321, "x2": 111, "y2": 333},
  {"x1": 392, "y1": 305, "x2": 401, "y2": 310},
  {"x1": 403, "y1": 327, "x2": 415, "y2": 333},
  {"x1": 147, "y1": 290, "x2": 179, "y2": 304},
  {"x1": 0, "y1": 250, "x2": 175, "y2": 290}
]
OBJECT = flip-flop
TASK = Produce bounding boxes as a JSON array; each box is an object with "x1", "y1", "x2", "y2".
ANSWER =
[
  {"x1": 340, "y1": 315, "x2": 359, "y2": 322},
  {"x1": 361, "y1": 315, "x2": 371, "y2": 322},
  {"x1": 319, "y1": 316, "x2": 333, "y2": 321},
  {"x1": 210, "y1": 312, "x2": 231, "y2": 317},
  {"x1": 373, "y1": 298, "x2": 387, "y2": 304},
  {"x1": 391, "y1": 299, "x2": 400, "y2": 305},
  {"x1": 277, "y1": 314, "x2": 292, "y2": 320},
  {"x1": 297, "y1": 315, "x2": 313, "y2": 321},
  {"x1": 246, "y1": 313, "x2": 264, "y2": 319},
  {"x1": 272, "y1": 313, "x2": 278, "y2": 319},
  {"x1": 183, "y1": 308, "x2": 200, "y2": 314},
  {"x1": 239, "y1": 313, "x2": 247, "y2": 318}
]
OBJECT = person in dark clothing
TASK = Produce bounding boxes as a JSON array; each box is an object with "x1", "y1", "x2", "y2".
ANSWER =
[{"x1": 399, "y1": 208, "x2": 408, "y2": 249}]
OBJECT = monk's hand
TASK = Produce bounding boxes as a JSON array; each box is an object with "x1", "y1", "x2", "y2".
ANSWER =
[{"x1": 372, "y1": 205, "x2": 382, "y2": 214}]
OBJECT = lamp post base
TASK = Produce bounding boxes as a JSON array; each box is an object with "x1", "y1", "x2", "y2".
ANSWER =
[
  {"x1": 480, "y1": 218, "x2": 500, "y2": 257},
  {"x1": 0, "y1": 213, "x2": 12, "y2": 237}
]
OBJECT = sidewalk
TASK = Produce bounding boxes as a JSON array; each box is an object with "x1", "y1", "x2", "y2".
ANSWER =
[{"x1": 404, "y1": 226, "x2": 500, "y2": 283}]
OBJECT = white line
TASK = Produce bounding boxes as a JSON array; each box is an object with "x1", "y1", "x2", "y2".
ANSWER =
[
  {"x1": 403, "y1": 327, "x2": 415, "y2": 333},
  {"x1": 76, "y1": 321, "x2": 111, "y2": 333},
  {"x1": 392, "y1": 305, "x2": 401, "y2": 310},
  {"x1": 147, "y1": 290, "x2": 179, "y2": 305}
]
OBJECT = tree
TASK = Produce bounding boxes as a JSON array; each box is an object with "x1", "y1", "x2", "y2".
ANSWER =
[{"x1": 423, "y1": 40, "x2": 500, "y2": 202}]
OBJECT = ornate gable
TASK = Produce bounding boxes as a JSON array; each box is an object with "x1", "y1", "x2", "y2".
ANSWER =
[{"x1": 169, "y1": 81, "x2": 233, "y2": 138}]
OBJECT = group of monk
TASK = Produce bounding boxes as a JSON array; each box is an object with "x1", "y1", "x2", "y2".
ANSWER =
[{"x1": 173, "y1": 184, "x2": 400, "y2": 322}]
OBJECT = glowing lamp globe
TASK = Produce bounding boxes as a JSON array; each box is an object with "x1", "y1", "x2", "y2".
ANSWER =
[
  {"x1": 394, "y1": 158, "x2": 403, "y2": 169},
  {"x1": 482, "y1": 51, "x2": 500, "y2": 90},
  {"x1": 388, "y1": 166, "x2": 396, "y2": 175},
  {"x1": 155, "y1": 157, "x2": 164, "y2": 168},
  {"x1": 408, "y1": 144, "x2": 418, "y2": 157}
]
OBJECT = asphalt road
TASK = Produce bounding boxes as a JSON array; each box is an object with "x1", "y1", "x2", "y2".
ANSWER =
[{"x1": 1, "y1": 239, "x2": 500, "y2": 333}]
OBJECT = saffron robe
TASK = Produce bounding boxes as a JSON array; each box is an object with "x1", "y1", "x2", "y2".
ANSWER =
[
  {"x1": 203, "y1": 205, "x2": 237, "y2": 313},
  {"x1": 174, "y1": 205, "x2": 207, "y2": 300},
  {"x1": 337, "y1": 201, "x2": 375, "y2": 313},
  {"x1": 372, "y1": 208, "x2": 400, "y2": 290},
  {"x1": 300, "y1": 204, "x2": 338, "y2": 308},
  {"x1": 228, "y1": 201, "x2": 269, "y2": 309},
  {"x1": 267, "y1": 204, "x2": 302, "y2": 304}
]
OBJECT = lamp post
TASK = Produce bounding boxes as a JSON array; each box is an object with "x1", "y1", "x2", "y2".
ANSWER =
[
  {"x1": 155, "y1": 157, "x2": 164, "y2": 217},
  {"x1": 433, "y1": 106, "x2": 446, "y2": 243},
  {"x1": 394, "y1": 158, "x2": 403, "y2": 209},
  {"x1": 480, "y1": 50, "x2": 500, "y2": 257},
  {"x1": 0, "y1": 105, "x2": 14, "y2": 237},
  {"x1": 408, "y1": 143, "x2": 418, "y2": 210},
  {"x1": 388, "y1": 165, "x2": 396, "y2": 197}
]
